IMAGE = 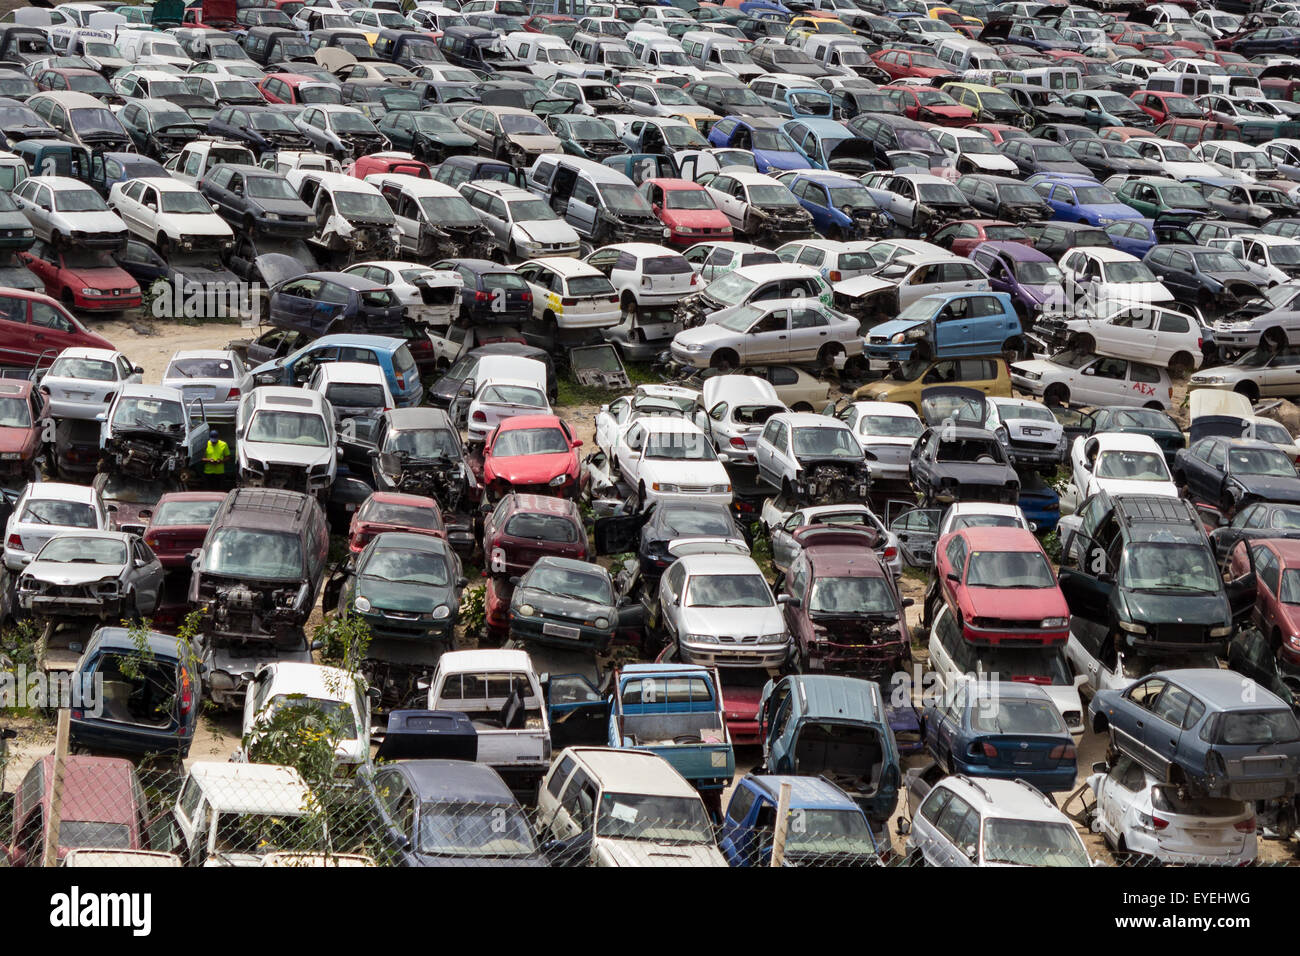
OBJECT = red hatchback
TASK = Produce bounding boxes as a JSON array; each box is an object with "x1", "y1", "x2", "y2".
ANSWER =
[
  {"x1": 482, "y1": 492, "x2": 588, "y2": 578},
  {"x1": 21, "y1": 241, "x2": 142, "y2": 313},
  {"x1": 931, "y1": 219, "x2": 1030, "y2": 257},
  {"x1": 870, "y1": 48, "x2": 955, "y2": 80},
  {"x1": 642, "y1": 178, "x2": 733, "y2": 247},
  {"x1": 481, "y1": 414, "x2": 583, "y2": 500},
  {"x1": 0, "y1": 379, "x2": 48, "y2": 485},
  {"x1": 347, "y1": 491, "x2": 445, "y2": 554},
  {"x1": 931, "y1": 526, "x2": 1069, "y2": 645},
  {"x1": 143, "y1": 492, "x2": 227, "y2": 567},
  {"x1": 1228, "y1": 538, "x2": 1300, "y2": 670},
  {"x1": 0, "y1": 287, "x2": 115, "y2": 369},
  {"x1": 881, "y1": 85, "x2": 974, "y2": 127}
]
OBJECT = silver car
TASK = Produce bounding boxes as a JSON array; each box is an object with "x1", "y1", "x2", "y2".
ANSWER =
[
  {"x1": 17, "y1": 530, "x2": 164, "y2": 621},
  {"x1": 670, "y1": 297, "x2": 862, "y2": 370},
  {"x1": 40, "y1": 347, "x2": 142, "y2": 420},
  {"x1": 162, "y1": 349, "x2": 251, "y2": 422},
  {"x1": 2, "y1": 482, "x2": 109, "y2": 572},
  {"x1": 763, "y1": 502, "x2": 903, "y2": 579},
  {"x1": 657, "y1": 551, "x2": 790, "y2": 668}
]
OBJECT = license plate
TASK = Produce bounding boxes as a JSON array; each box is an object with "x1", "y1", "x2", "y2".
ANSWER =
[
  {"x1": 543, "y1": 623, "x2": 580, "y2": 640},
  {"x1": 1024, "y1": 428, "x2": 1041, "y2": 436}
]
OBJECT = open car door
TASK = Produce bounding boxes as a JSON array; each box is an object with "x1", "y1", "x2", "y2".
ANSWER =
[
  {"x1": 544, "y1": 673, "x2": 610, "y2": 749},
  {"x1": 889, "y1": 507, "x2": 940, "y2": 567}
]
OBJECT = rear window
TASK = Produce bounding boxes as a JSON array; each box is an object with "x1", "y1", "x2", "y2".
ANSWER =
[
  {"x1": 325, "y1": 384, "x2": 386, "y2": 408},
  {"x1": 643, "y1": 255, "x2": 691, "y2": 275},
  {"x1": 1216, "y1": 709, "x2": 1300, "y2": 745},
  {"x1": 503, "y1": 512, "x2": 579, "y2": 542},
  {"x1": 484, "y1": 272, "x2": 528, "y2": 292},
  {"x1": 154, "y1": 499, "x2": 223, "y2": 527},
  {"x1": 392, "y1": 345, "x2": 417, "y2": 379},
  {"x1": 566, "y1": 275, "x2": 616, "y2": 297}
]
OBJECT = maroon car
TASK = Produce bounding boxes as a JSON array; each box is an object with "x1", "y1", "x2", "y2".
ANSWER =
[
  {"x1": 142, "y1": 491, "x2": 227, "y2": 568},
  {"x1": 347, "y1": 491, "x2": 445, "y2": 554},
  {"x1": 0, "y1": 379, "x2": 48, "y2": 486},
  {"x1": 482, "y1": 492, "x2": 588, "y2": 578},
  {"x1": 1229, "y1": 537, "x2": 1300, "y2": 671},
  {"x1": 780, "y1": 525, "x2": 912, "y2": 675},
  {"x1": 6, "y1": 755, "x2": 149, "y2": 866},
  {"x1": 94, "y1": 473, "x2": 168, "y2": 537}
]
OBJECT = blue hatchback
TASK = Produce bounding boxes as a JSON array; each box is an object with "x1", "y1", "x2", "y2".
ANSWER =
[
  {"x1": 780, "y1": 169, "x2": 892, "y2": 239},
  {"x1": 1104, "y1": 217, "x2": 1158, "y2": 258},
  {"x1": 719, "y1": 774, "x2": 880, "y2": 866},
  {"x1": 1028, "y1": 173, "x2": 1142, "y2": 227},
  {"x1": 923, "y1": 679, "x2": 1077, "y2": 794},
  {"x1": 249, "y1": 333, "x2": 424, "y2": 407},
  {"x1": 708, "y1": 115, "x2": 810, "y2": 173}
]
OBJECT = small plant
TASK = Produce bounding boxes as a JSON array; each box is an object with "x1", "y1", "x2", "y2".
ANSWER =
[
  {"x1": 243, "y1": 699, "x2": 344, "y2": 791},
  {"x1": 314, "y1": 612, "x2": 372, "y2": 674},
  {"x1": 460, "y1": 583, "x2": 487, "y2": 640},
  {"x1": 1042, "y1": 529, "x2": 1062, "y2": 565}
]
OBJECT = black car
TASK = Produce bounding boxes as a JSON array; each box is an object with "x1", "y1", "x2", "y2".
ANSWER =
[
  {"x1": 268, "y1": 270, "x2": 406, "y2": 339},
  {"x1": 1058, "y1": 492, "x2": 1234, "y2": 656},
  {"x1": 341, "y1": 83, "x2": 422, "y2": 120},
  {"x1": 955, "y1": 173, "x2": 1053, "y2": 222},
  {"x1": 908, "y1": 424, "x2": 1020, "y2": 506},
  {"x1": 1142, "y1": 243, "x2": 1263, "y2": 317},
  {"x1": 1030, "y1": 122, "x2": 1100, "y2": 145},
  {"x1": 118, "y1": 99, "x2": 204, "y2": 160},
  {"x1": 1087, "y1": 405, "x2": 1186, "y2": 464},
  {"x1": 1067, "y1": 137, "x2": 1165, "y2": 178},
  {"x1": 1210, "y1": 500, "x2": 1300, "y2": 560},
  {"x1": 438, "y1": 26, "x2": 524, "y2": 75},
  {"x1": 596, "y1": 499, "x2": 747, "y2": 587},
  {"x1": 1174, "y1": 436, "x2": 1300, "y2": 517},
  {"x1": 1020, "y1": 220, "x2": 1109, "y2": 258},
  {"x1": 244, "y1": 26, "x2": 316, "y2": 66},
  {"x1": 208, "y1": 105, "x2": 310, "y2": 155},
  {"x1": 848, "y1": 112, "x2": 948, "y2": 171},
  {"x1": 411, "y1": 78, "x2": 482, "y2": 107},
  {"x1": 547, "y1": 113, "x2": 630, "y2": 161},
  {"x1": 0, "y1": 68, "x2": 36, "y2": 102},
  {"x1": 1001, "y1": 83, "x2": 1089, "y2": 127},
  {"x1": 434, "y1": 258, "x2": 533, "y2": 326},
  {"x1": 508, "y1": 556, "x2": 618, "y2": 652},
  {"x1": 430, "y1": 154, "x2": 524, "y2": 189},
  {"x1": 199, "y1": 163, "x2": 315, "y2": 238},
  {"x1": 997, "y1": 136, "x2": 1092, "y2": 177},
  {"x1": 684, "y1": 77, "x2": 779, "y2": 118},
  {"x1": 748, "y1": 43, "x2": 825, "y2": 78},
  {"x1": 376, "y1": 110, "x2": 476, "y2": 164},
  {"x1": 0, "y1": 95, "x2": 56, "y2": 147}
]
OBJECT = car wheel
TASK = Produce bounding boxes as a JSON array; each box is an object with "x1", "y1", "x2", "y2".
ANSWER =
[
  {"x1": 791, "y1": 402, "x2": 814, "y2": 413},
  {"x1": 710, "y1": 349, "x2": 738, "y2": 371},
  {"x1": 1265, "y1": 326, "x2": 1288, "y2": 351},
  {"x1": 1235, "y1": 380, "x2": 1260, "y2": 403},
  {"x1": 817, "y1": 343, "x2": 842, "y2": 369},
  {"x1": 1169, "y1": 352, "x2": 1193, "y2": 378},
  {"x1": 1044, "y1": 383, "x2": 1069, "y2": 406}
]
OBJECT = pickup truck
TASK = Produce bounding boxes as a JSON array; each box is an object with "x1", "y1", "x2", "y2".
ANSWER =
[
  {"x1": 608, "y1": 663, "x2": 735, "y2": 798},
  {"x1": 864, "y1": 291, "x2": 1022, "y2": 364},
  {"x1": 425, "y1": 649, "x2": 551, "y2": 795}
]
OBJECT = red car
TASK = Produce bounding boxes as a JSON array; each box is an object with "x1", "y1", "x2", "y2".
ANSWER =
[
  {"x1": 142, "y1": 491, "x2": 227, "y2": 568},
  {"x1": 930, "y1": 526, "x2": 1069, "y2": 645},
  {"x1": 0, "y1": 288, "x2": 115, "y2": 370},
  {"x1": 481, "y1": 414, "x2": 583, "y2": 500},
  {"x1": 1229, "y1": 538, "x2": 1300, "y2": 671},
  {"x1": 967, "y1": 122, "x2": 1029, "y2": 144},
  {"x1": 1108, "y1": 24, "x2": 1164, "y2": 49},
  {"x1": 347, "y1": 491, "x2": 445, "y2": 554},
  {"x1": 482, "y1": 492, "x2": 588, "y2": 578},
  {"x1": 0, "y1": 379, "x2": 48, "y2": 485},
  {"x1": 931, "y1": 219, "x2": 1030, "y2": 257},
  {"x1": 347, "y1": 154, "x2": 432, "y2": 180},
  {"x1": 258, "y1": 73, "x2": 341, "y2": 106},
  {"x1": 870, "y1": 48, "x2": 954, "y2": 80},
  {"x1": 20, "y1": 241, "x2": 142, "y2": 313},
  {"x1": 523, "y1": 13, "x2": 576, "y2": 36},
  {"x1": 1131, "y1": 89, "x2": 1207, "y2": 124},
  {"x1": 641, "y1": 177, "x2": 733, "y2": 247},
  {"x1": 880, "y1": 84, "x2": 974, "y2": 126}
]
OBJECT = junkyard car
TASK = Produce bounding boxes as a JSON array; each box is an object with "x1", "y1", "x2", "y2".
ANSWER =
[
  {"x1": 755, "y1": 411, "x2": 869, "y2": 506},
  {"x1": 18, "y1": 530, "x2": 163, "y2": 621}
]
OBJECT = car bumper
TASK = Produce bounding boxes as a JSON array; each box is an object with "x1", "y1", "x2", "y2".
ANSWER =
[
  {"x1": 645, "y1": 488, "x2": 732, "y2": 510},
  {"x1": 865, "y1": 343, "x2": 916, "y2": 362},
  {"x1": 20, "y1": 593, "x2": 124, "y2": 617},
  {"x1": 1123, "y1": 828, "x2": 1255, "y2": 865},
  {"x1": 357, "y1": 611, "x2": 454, "y2": 644},
  {"x1": 952, "y1": 760, "x2": 1076, "y2": 794},
  {"x1": 510, "y1": 615, "x2": 613, "y2": 651},
  {"x1": 1005, "y1": 443, "x2": 1063, "y2": 466},
  {"x1": 69, "y1": 718, "x2": 192, "y2": 758},
  {"x1": 1010, "y1": 373, "x2": 1047, "y2": 396},
  {"x1": 679, "y1": 639, "x2": 789, "y2": 668},
  {"x1": 69, "y1": 290, "x2": 142, "y2": 311},
  {"x1": 961, "y1": 621, "x2": 1068, "y2": 645}
]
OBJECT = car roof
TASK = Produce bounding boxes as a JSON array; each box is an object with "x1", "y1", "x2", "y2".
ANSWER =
[
  {"x1": 187, "y1": 762, "x2": 312, "y2": 813},
  {"x1": 956, "y1": 525, "x2": 1040, "y2": 550},
  {"x1": 745, "y1": 774, "x2": 862, "y2": 810},
  {"x1": 438, "y1": 648, "x2": 535, "y2": 674},
  {"x1": 1159, "y1": 668, "x2": 1288, "y2": 709},
  {"x1": 939, "y1": 774, "x2": 1068, "y2": 822},
  {"x1": 774, "y1": 411, "x2": 847, "y2": 428},
  {"x1": 397, "y1": 759, "x2": 517, "y2": 803},
  {"x1": 562, "y1": 747, "x2": 700, "y2": 796}
]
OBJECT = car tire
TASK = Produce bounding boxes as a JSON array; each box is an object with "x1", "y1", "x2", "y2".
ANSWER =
[
  {"x1": 1234, "y1": 381, "x2": 1260, "y2": 403},
  {"x1": 817, "y1": 342, "x2": 842, "y2": 369},
  {"x1": 1044, "y1": 383, "x2": 1069, "y2": 406},
  {"x1": 791, "y1": 402, "x2": 814, "y2": 412},
  {"x1": 711, "y1": 349, "x2": 738, "y2": 371}
]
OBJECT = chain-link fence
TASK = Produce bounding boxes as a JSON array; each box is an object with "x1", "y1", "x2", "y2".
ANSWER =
[{"x1": 0, "y1": 754, "x2": 1293, "y2": 867}]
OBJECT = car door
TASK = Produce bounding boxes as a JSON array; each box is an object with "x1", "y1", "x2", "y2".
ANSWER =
[
  {"x1": 130, "y1": 536, "x2": 165, "y2": 612},
  {"x1": 1115, "y1": 676, "x2": 1169, "y2": 774},
  {"x1": 743, "y1": 307, "x2": 790, "y2": 363},
  {"x1": 616, "y1": 420, "x2": 646, "y2": 487},
  {"x1": 769, "y1": 509, "x2": 807, "y2": 572},
  {"x1": 890, "y1": 507, "x2": 940, "y2": 566}
]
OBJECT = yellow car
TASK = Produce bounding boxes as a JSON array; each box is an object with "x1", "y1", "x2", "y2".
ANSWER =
[
  {"x1": 786, "y1": 15, "x2": 854, "y2": 40},
  {"x1": 852, "y1": 356, "x2": 1011, "y2": 411}
]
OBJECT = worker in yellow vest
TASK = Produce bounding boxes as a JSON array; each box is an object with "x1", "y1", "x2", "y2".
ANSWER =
[{"x1": 203, "y1": 427, "x2": 231, "y2": 490}]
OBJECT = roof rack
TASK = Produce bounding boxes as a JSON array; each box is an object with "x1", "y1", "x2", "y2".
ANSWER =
[
  {"x1": 228, "y1": 488, "x2": 311, "y2": 516},
  {"x1": 952, "y1": 773, "x2": 992, "y2": 804},
  {"x1": 1113, "y1": 494, "x2": 1197, "y2": 528}
]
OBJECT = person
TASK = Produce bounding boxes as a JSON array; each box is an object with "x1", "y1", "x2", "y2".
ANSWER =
[{"x1": 203, "y1": 427, "x2": 231, "y2": 489}]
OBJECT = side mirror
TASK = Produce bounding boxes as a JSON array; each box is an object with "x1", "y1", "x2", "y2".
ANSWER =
[
  {"x1": 508, "y1": 575, "x2": 521, "y2": 586},
  {"x1": 1091, "y1": 760, "x2": 1109, "y2": 774},
  {"x1": 457, "y1": 577, "x2": 469, "y2": 588},
  {"x1": 133, "y1": 366, "x2": 144, "y2": 375},
  {"x1": 895, "y1": 818, "x2": 911, "y2": 837},
  {"x1": 1098, "y1": 571, "x2": 1114, "y2": 584},
  {"x1": 572, "y1": 438, "x2": 583, "y2": 448},
  {"x1": 902, "y1": 598, "x2": 914, "y2": 608},
  {"x1": 946, "y1": 571, "x2": 959, "y2": 583}
]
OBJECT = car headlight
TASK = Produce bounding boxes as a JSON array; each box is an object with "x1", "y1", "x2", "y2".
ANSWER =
[
  {"x1": 81, "y1": 288, "x2": 103, "y2": 296},
  {"x1": 1097, "y1": 216, "x2": 1115, "y2": 224},
  {"x1": 890, "y1": 332, "x2": 906, "y2": 344},
  {"x1": 0, "y1": 452, "x2": 18, "y2": 461},
  {"x1": 758, "y1": 632, "x2": 787, "y2": 644},
  {"x1": 549, "y1": 475, "x2": 568, "y2": 487},
  {"x1": 710, "y1": 483, "x2": 731, "y2": 494},
  {"x1": 662, "y1": 227, "x2": 671, "y2": 238},
  {"x1": 518, "y1": 603, "x2": 535, "y2": 616},
  {"x1": 594, "y1": 617, "x2": 610, "y2": 629},
  {"x1": 354, "y1": 596, "x2": 371, "y2": 612},
  {"x1": 264, "y1": 212, "x2": 281, "y2": 221},
  {"x1": 1118, "y1": 620, "x2": 1146, "y2": 634},
  {"x1": 1193, "y1": 375, "x2": 1226, "y2": 384},
  {"x1": 1020, "y1": 370, "x2": 1042, "y2": 381},
  {"x1": 1210, "y1": 625, "x2": 1233, "y2": 637},
  {"x1": 432, "y1": 605, "x2": 451, "y2": 620},
  {"x1": 21, "y1": 228, "x2": 31, "y2": 237},
  {"x1": 680, "y1": 341, "x2": 705, "y2": 351},
  {"x1": 1041, "y1": 617, "x2": 1068, "y2": 628},
  {"x1": 685, "y1": 632, "x2": 718, "y2": 644},
  {"x1": 127, "y1": 285, "x2": 140, "y2": 295},
  {"x1": 652, "y1": 482, "x2": 680, "y2": 493}
]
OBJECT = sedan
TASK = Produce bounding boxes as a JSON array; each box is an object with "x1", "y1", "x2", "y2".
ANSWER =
[
  {"x1": 670, "y1": 298, "x2": 863, "y2": 371},
  {"x1": 338, "y1": 531, "x2": 465, "y2": 646},
  {"x1": 17, "y1": 530, "x2": 163, "y2": 621},
  {"x1": 508, "y1": 555, "x2": 617, "y2": 653},
  {"x1": 161, "y1": 349, "x2": 250, "y2": 422},
  {"x1": 141, "y1": 492, "x2": 226, "y2": 568}
]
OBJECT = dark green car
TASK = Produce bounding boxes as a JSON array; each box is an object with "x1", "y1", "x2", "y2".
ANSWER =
[
  {"x1": 546, "y1": 114, "x2": 631, "y2": 161},
  {"x1": 508, "y1": 556, "x2": 617, "y2": 652},
  {"x1": 339, "y1": 531, "x2": 466, "y2": 645},
  {"x1": 1113, "y1": 176, "x2": 1211, "y2": 218},
  {"x1": 375, "y1": 110, "x2": 477, "y2": 165}
]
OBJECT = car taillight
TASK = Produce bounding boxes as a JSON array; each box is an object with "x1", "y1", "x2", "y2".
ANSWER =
[
  {"x1": 472, "y1": 410, "x2": 486, "y2": 422},
  {"x1": 641, "y1": 276, "x2": 652, "y2": 287},
  {"x1": 883, "y1": 546, "x2": 897, "y2": 560},
  {"x1": 1049, "y1": 743, "x2": 1075, "y2": 761},
  {"x1": 729, "y1": 437, "x2": 747, "y2": 448},
  {"x1": 179, "y1": 667, "x2": 192, "y2": 718},
  {"x1": 521, "y1": 292, "x2": 531, "y2": 302},
  {"x1": 1197, "y1": 337, "x2": 1202, "y2": 350},
  {"x1": 144, "y1": 532, "x2": 157, "y2": 548},
  {"x1": 1151, "y1": 813, "x2": 1169, "y2": 831},
  {"x1": 970, "y1": 741, "x2": 996, "y2": 758},
  {"x1": 1235, "y1": 817, "x2": 1256, "y2": 834},
  {"x1": 227, "y1": 387, "x2": 240, "y2": 400},
  {"x1": 828, "y1": 270, "x2": 842, "y2": 281},
  {"x1": 395, "y1": 373, "x2": 406, "y2": 390},
  {"x1": 474, "y1": 290, "x2": 490, "y2": 302},
  {"x1": 6, "y1": 533, "x2": 19, "y2": 550},
  {"x1": 1010, "y1": 675, "x2": 1050, "y2": 685},
  {"x1": 562, "y1": 297, "x2": 578, "y2": 306},
  {"x1": 689, "y1": 272, "x2": 698, "y2": 285}
]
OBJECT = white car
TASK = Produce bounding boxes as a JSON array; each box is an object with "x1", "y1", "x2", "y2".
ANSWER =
[
  {"x1": 2, "y1": 482, "x2": 109, "y2": 572},
  {"x1": 40, "y1": 347, "x2": 142, "y2": 420},
  {"x1": 1089, "y1": 755, "x2": 1257, "y2": 865},
  {"x1": 936, "y1": 501, "x2": 1033, "y2": 537},
  {"x1": 985, "y1": 396, "x2": 1065, "y2": 472},
  {"x1": 1057, "y1": 247, "x2": 1175, "y2": 312},
  {"x1": 235, "y1": 386, "x2": 337, "y2": 495},
  {"x1": 11, "y1": 175, "x2": 128, "y2": 248},
  {"x1": 457, "y1": 181, "x2": 580, "y2": 260},
  {"x1": 613, "y1": 416, "x2": 732, "y2": 510},
  {"x1": 931, "y1": 127, "x2": 1020, "y2": 175},
  {"x1": 694, "y1": 374, "x2": 785, "y2": 466},
  {"x1": 1011, "y1": 352, "x2": 1174, "y2": 411},
  {"x1": 307, "y1": 361, "x2": 395, "y2": 421},
  {"x1": 1057, "y1": 301, "x2": 1205, "y2": 373},
  {"x1": 162, "y1": 349, "x2": 250, "y2": 422},
  {"x1": 585, "y1": 242, "x2": 697, "y2": 314},
  {"x1": 753, "y1": 411, "x2": 868, "y2": 501},
  {"x1": 1069, "y1": 432, "x2": 1177, "y2": 501},
  {"x1": 1209, "y1": 234, "x2": 1300, "y2": 287},
  {"x1": 595, "y1": 383, "x2": 699, "y2": 455},
  {"x1": 466, "y1": 377, "x2": 552, "y2": 442},
  {"x1": 515, "y1": 256, "x2": 621, "y2": 340},
  {"x1": 1128, "y1": 137, "x2": 1226, "y2": 181},
  {"x1": 657, "y1": 551, "x2": 789, "y2": 668},
  {"x1": 834, "y1": 401, "x2": 922, "y2": 482},
  {"x1": 241, "y1": 662, "x2": 372, "y2": 767},
  {"x1": 774, "y1": 238, "x2": 877, "y2": 283}
]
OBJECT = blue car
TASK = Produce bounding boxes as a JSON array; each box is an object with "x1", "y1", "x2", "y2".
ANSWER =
[
  {"x1": 782, "y1": 116, "x2": 874, "y2": 173},
  {"x1": 865, "y1": 290, "x2": 1021, "y2": 363},
  {"x1": 1027, "y1": 173, "x2": 1142, "y2": 226},
  {"x1": 719, "y1": 774, "x2": 881, "y2": 866},
  {"x1": 707, "y1": 115, "x2": 809, "y2": 173},
  {"x1": 923, "y1": 680, "x2": 1077, "y2": 794},
  {"x1": 779, "y1": 169, "x2": 892, "y2": 239},
  {"x1": 1016, "y1": 470, "x2": 1060, "y2": 534},
  {"x1": 249, "y1": 333, "x2": 424, "y2": 407},
  {"x1": 1104, "y1": 217, "x2": 1158, "y2": 257}
]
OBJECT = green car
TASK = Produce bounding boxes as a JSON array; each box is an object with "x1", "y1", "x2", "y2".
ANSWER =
[
  {"x1": 375, "y1": 110, "x2": 478, "y2": 165},
  {"x1": 1113, "y1": 176, "x2": 1211, "y2": 218},
  {"x1": 337, "y1": 531, "x2": 466, "y2": 647},
  {"x1": 546, "y1": 114, "x2": 632, "y2": 161}
]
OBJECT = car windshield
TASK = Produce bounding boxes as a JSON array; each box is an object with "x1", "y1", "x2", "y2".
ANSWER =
[
  {"x1": 49, "y1": 357, "x2": 115, "y2": 381},
  {"x1": 1105, "y1": 260, "x2": 1158, "y2": 283},
  {"x1": 965, "y1": 550, "x2": 1054, "y2": 588},
  {"x1": 54, "y1": 188, "x2": 107, "y2": 212},
  {"x1": 917, "y1": 182, "x2": 966, "y2": 204},
  {"x1": 595, "y1": 792, "x2": 713, "y2": 844},
  {"x1": 1161, "y1": 185, "x2": 1208, "y2": 209},
  {"x1": 332, "y1": 111, "x2": 378, "y2": 133},
  {"x1": 503, "y1": 512, "x2": 577, "y2": 542},
  {"x1": 747, "y1": 184, "x2": 799, "y2": 209},
  {"x1": 507, "y1": 198, "x2": 557, "y2": 221},
  {"x1": 1217, "y1": 709, "x2": 1300, "y2": 745},
  {"x1": 112, "y1": 397, "x2": 184, "y2": 430},
  {"x1": 981, "y1": 819, "x2": 1089, "y2": 867},
  {"x1": 686, "y1": 572, "x2": 771, "y2": 607},
  {"x1": 859, "y1": 414, "x2": 922, "y2": 437},
  {"x1": 160, "y1": 190, "x2": 212, "y2": 214},
  {"x1": 334, "y1": 191, "x2": 394, "y2": 220},
  {"x1": 35, "y1": 536, "x2": 125, "y2": 564},
  {"x1": 153, "y1": 498, "x2": 221, "y2": 527},
  {"x1": 263, "y1": 695, "x2": 357, "y2": 740},
  {"x1": 362, "y1": 546, "x2": 448, "y2": 586},
  {"x1": 21, "y1": 498, "x2": 95, "y2": 527},
  {"x1": 645, "y1": 431, "x2": 715, "y2": 461},
  {"x1": 491, "y1": 427, "x2": 569, "y2": 457},
  {"x1": 937, "y1": 438, "x2": 1004, "y2": 463},
  {"x1": 1193, "y1": 251, "x2": 1246, "y2": 273},
  {"x1": 498, "y1": 112, "x2": 548, "y2": 135},
  {"x1": 598, "y1": 183, "x2": 652, "y2": 216},
  {"x1": 970, "y1": 696, "x2": 1066, "y2": 734},
  {"x1": 809, "y1": 575, "x2": 894, "y2": 615},
  {"x1": 0, "y1": 396, "x2": 30, "y2": 428},
  {"x1": 1120, "y1": 541, "x2": 1220, "y2": 593},
  {"x1": 300, "y1": 86, "x2": 342, "y2": 104},
  {"x1": 166, "y1": 358, "x2": 234, "y2": 379},
  {"x1": 792, "y1": 426, "x2": 858, "y2": 458},
  {"x1": 326, "y1": 383, "x2": 386, "y2": 409},
  {"x1": 1110, "y1": 409, "x2": 1174, "y2": 430},
  {"x1": 1095, "y1": 450, "x2": 1170, "y2": 481},
  {"x1": 1228, "y1": 446, "x2": 1296, "y2": 477},
  {"x1": 418, "y1": 196, "x2": 480, "y2": 227},
  {"x1": 1012, "y1": 260, "x2": 1062, "y2": 284},
  {"x1": 206, "y1": 528, "x2": 303, "y2": 579},
  {"x1": 387, "y1": 427, "x2": 458, "y2": 459},
  {"x1": 664, "y1": 188, "x2": 715, "y2": 211},
  {"x1": 59, "y1": 821, "x2": 131, "y2": 850},
  {"x1": 247, "y1": 176, "x2": 299, "y2": 200},
  {"x1": 417, "y1": 801, "x2": 535, "y2": 857},
  {"x1": 525, "y1": 564, "x2": 611, "y2": 603},
  {"x1": 68, "y1": 108, "x2": 122, "y2": 137},
  {"x1": 247, "y1": 410, "x2": 327, "y2": 447}
]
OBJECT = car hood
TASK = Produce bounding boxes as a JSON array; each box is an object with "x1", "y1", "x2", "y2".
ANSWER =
[
  {"x1": 63, "y1": 265, "x2": 136, "y2": 288},
  {"x1": 596, "y1": 837, "x2": 725, "y2": 867},
  {"x1": 486, "y1": 450, "x2": 576, "y2": 484},
  {"x1": 1231, "y1": 474, "x2": 1300, "y2": 503},
  {"x1": 0, "y1": 426, "x2": 34, "y2": 453},
  {"x1": 833, "y1": 274, "x2": 891, "y2": 297},
  {"x1": 1121, "y1": 588, "x2": 1229, "y2": 627},
  {"x1": 242, "y1": 441, "x2": 333, "y2": 468},
  {"x1": 515, "y1": 586, "x2": 611, "y2": 619},
  {"x1": 663, "y1": 208, "x2": 731, "y2": 229},
  {"x1": 964, "y1": 584, "x2": 1068, "y2": 620},
  {"x1": 871, "y1": 317, "x2": 924, "y2": 338},
  {"x1": 640, "y1": 458, "x2": 730, "y2": 484},
  {"x1": 968, "y1": 153, "x2": 1019, "y2": 172},
  {"x1": 517, "y1": 219, "x2": 578, "y2": 244},
  {"x1": 63, "y1": 210, "x2": 126, "y2": 232},
  {"x1": 675, "y1": 323, "x2": 735, "y2": 345},
  {"x1": 679, "y1": 603, "x2": 783, "y2": 636},
  {"x1": 507, "y1": 132, "x2": 561, "y2": 152},
  {"x1": 358, "y1": 576, "x2": 453, "y2": 613},
  {"x1": 22, "y1": 561, "x2": 126, "y2": 585}
]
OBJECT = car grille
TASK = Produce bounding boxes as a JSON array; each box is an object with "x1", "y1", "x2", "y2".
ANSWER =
[
  {"x1": 1011, "y1": 438, "x2": 1059, "y2": 452},
  {"x1": 718, "y1": 635, "x2": 758, "y2": 644},
  {"x1": 1147, "y1": 623, "x2": 1210, "y2": 646}
]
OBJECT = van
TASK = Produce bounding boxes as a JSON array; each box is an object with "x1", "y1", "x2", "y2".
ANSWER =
[
  {"x1": 501, "y1": 31, "x2": 578, "y2": 78},
  {"x1": 366, "y1": 172, "x2": 494, "y2": 260},
  {"x1": 625, "y1": 30, "x2": 697, "y2": 77},
  {"x1": 934, "y1": 36, "x2": 1008, "y2": 75},
  {"x1": 1145, "y1": 71, "x2": 1212, "y2": 98},
  {"x1": 525, "y1": 155, "x2": 666, "y2": 246},
  {"x1": 569, "y1": 31, "x2": 637, "y2": 74},
  {"x1": 536, "y1": 747, "x2": 728, "y2": 866},
  {"x1": 113, "y1": 28, "x2": 192, "y2": 66},
  {"x1": 1021, "y1": 66, "x2": 1082, "y2": 92},
  {"x1": 680, "y1": 30, "x2": 763, "y2": 81},
  {"x1": 804, "y1": 35, "x2": 877, "y2": 78}
]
